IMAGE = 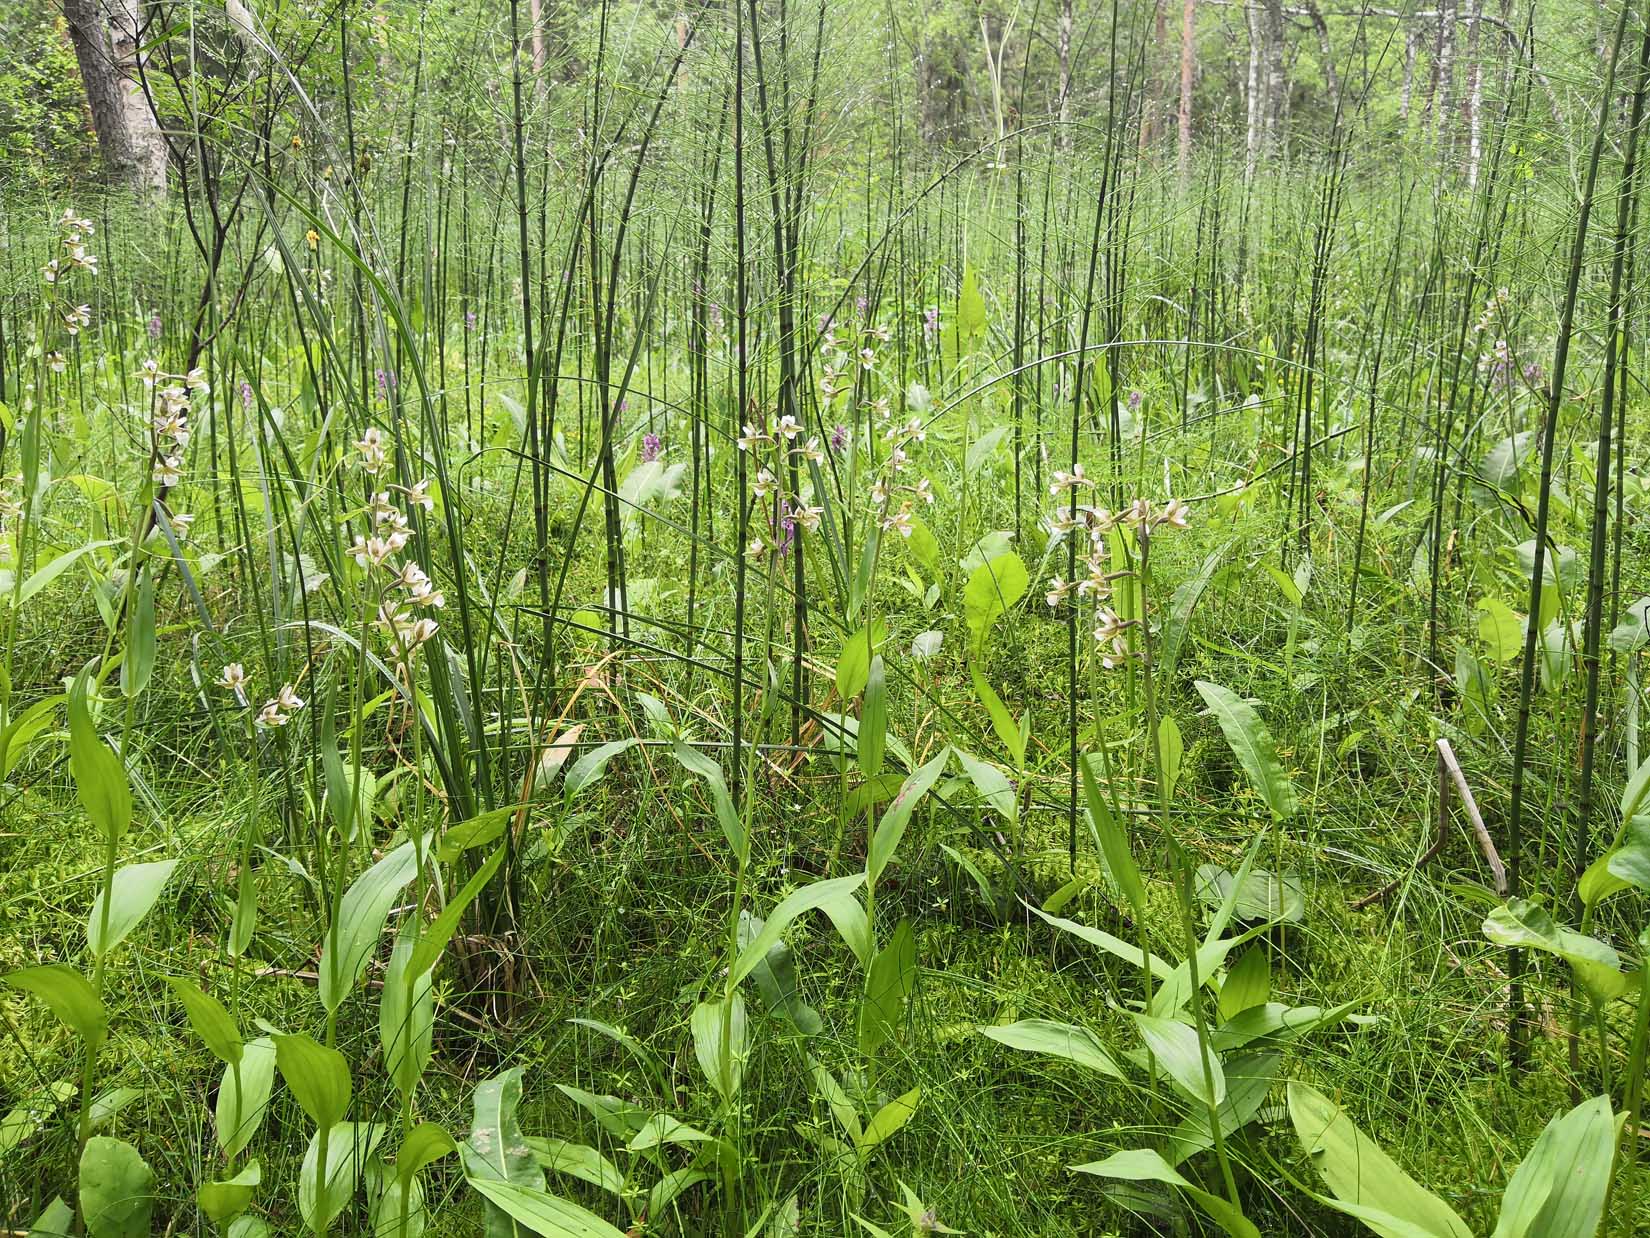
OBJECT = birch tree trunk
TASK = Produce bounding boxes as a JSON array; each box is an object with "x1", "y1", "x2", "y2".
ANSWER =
[
  {"x1": 1261, "y1": 0, "x2": 1287, "y2": 147},
  {"x1": 62, "y1": 0, "x2": 168, "y2": 194},
  {"x1": 1177, "y1": 0, "x2": 1196, "y2": 182},
  {"x1": 1467, "y1": 0, "x2": 1484, "y2": 185},
  {"x1": 1245, "y1": 2, "x2": 1261, "y2": 178}
]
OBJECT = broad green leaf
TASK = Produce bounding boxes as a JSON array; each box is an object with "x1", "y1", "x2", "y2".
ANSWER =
[
  {"x1": 819, "y1": 889, "x2": 871, "y2": 965},
  {"x1": 85, "y1": 1086, "x2": 140, "y2": 1132},
  {"x1": 966, "y1": 426, "x2": 1010, "y2": 474},
  {"x1": 198, "y1": 1159, "x2": 261, "y2": 1225},
  {"x1": 1218, "y1": 948, "x2": 1271, "y2": 1021},
  {"x1": 836, "y1": 620, "x2": 888, "y2": 699},
  {"x1": 980, "y1": 1019, "x2": 1124, "y2": 1078},
  {"x1": 462, "y1": 1178, "x2": 628, "y2": 1238},
  {"x1": 435, "y1": 806, "x2": 514, "y2": 864},
  {"x1": 79, "y1": 1136, "x2": 156, "y2": 1238},
  {"x1": 68, "y1": 662, "x2": 132, "y2": 845},
  {"x1": 691, "y1": 994, "x2": 747, "y2": 1099},
  {"x1": 1492, "y1": 1094, "x2": 1616, "y2": 1238},
  {"x1": 168, "y1": 976, "x2": 242, "y2": 1064},
  {"x1": 1604, "y1": 818, "x2": 1650, "y2": 897},
  {"x1": 859, "y1": 920, "x2": 916, "y2": 1058},
  {"x1": 1264, "y1": 561, "x2": 1303, "y2": 608},
  {"x1": 1071, "y1": 1147, "x2": 1259, "y2": 1238},
  {"x1": 954, "y1": 748, "x2": 1017, "y2": 828},
  {"x1": 1159, "y1": 539, "x2": 1236, "y2": 685},
  {"x1": 1482, "y1": 899, "x2": 1631, "y2": 1002},
  {"x1": 369, "y1": 1160, "x2": 427, "y2": 1238},
  {"x1": 905, "y1": 516, "x2": 941, "y2": 575},
  {"x1": 119, "y1": 569, "x2": 155, "y2": 700},
  {"x1": 227, "y1": 1214, "x2": 272, "y2": 1238},
  {"x1": 1030, "y1": 907, "x2": 1169, "y2": 979},
  {"x1": 1133, "y1": 1013, "x2": 1224, "y2": 1107},
  {"x1": 1080, "y1": 755, "x2": 1145, "y2": 922},
  {"x1": 525, "y1": 1138, "x2": 624, "y2": 1197},
  {"x1": 646, "y1": 1168, "x2": 714, "y2": 1220},
  {"x1": 1157, "y1": 716, "x2": 1184, "y2": 800},
  {"x1": 319, "y1": 841, "x2": 418, "y2": 1014},
  {"x1": 274, "y1": 1033, "x2": 352, "y2": 1131},
  {"x1": 1288, "y1": 1081, "x2": 1472, "y2": 1238},
  {"x1": 8, "y1": 541, "x2": 120, "y2": 608},
  {"x1": 298, "y1": 1122, "x2": 382, "y2": 1234},
  {"x1": 626, "y1": 1113, "x2": 716, "y2": 1153},
  {"x1": 731, "y1": 874, "x2": 866, "y2": 984},
  {"x1": 1165, "y1": 1052, "x2": 1280, "y2": 1165},
  {"x1": 381, "y1": 927, "x2": 434, "y2": 1099},
  {"x1": 1194, "y1": 680, "x2": 1297, "y2": 820},
  {"x1": 564, "y1": 738, "x2": 642, "y2": 798},
  {"x1": 1194, "y1": 865, "x2": 1304, "y2": 924},
  {"x1": 320, "y1": 694, "x2": 360, "y2": 842},
  {"x1": 397, "y1": 1122, "x2": 459, "y2": 1187},
  {"x1": 1210, "y1": 1001, "x2": 1359, "y2": 1053},
  {"x1": 963, "y1": 553, "x2": 1028, "y2": 653},
  {"x1": 740, "y1": 911, "x2": 823, "y2": 1036},
  {"x1": 3, "y1": 965, "x2": 107, "y2": 1052},
  {"x1": 0, "y1": 692, "x2": 63, "y2": 781},
  {"x1": 1478, "y1": 598, "x2": 1525, "y2": 662},
  {"x1": 26, "y1": 1197, "x2": 73, "y2": 1238},
  {"x1": 868, "y1": 749, "x2": 949, "y2": 883},
  {"x1": 216, "y1": 1036, "x2": 276, "y2": 1158},
  {"x1": 87, "y1": 859, "x2": 178, "y2": 957},
  {"x1": 859, "y1": 1087, "x2": 920, "y2": 1150},
  {"x1": 461, "y1": 1067, "x2": 546, "y2": 1237},
  {"x1": 553, "y1": 1086, "x2": 650, "y2": 1143},
  {"x1": 1151, "y1": 923, "x2": 1274, "y2": 1017}
]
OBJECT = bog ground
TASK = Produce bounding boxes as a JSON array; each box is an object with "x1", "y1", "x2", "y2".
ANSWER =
[{"x1": 2, "y1": 2, "x2": 1649, "y2": 1236}]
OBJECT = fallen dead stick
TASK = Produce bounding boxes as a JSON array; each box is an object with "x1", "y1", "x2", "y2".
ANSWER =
[
  {"x1": 1436, "y1": 737, "x2": 1508, "y2": 895},
  {"x1": 1353, "y1": 738, "x2": 1507, "y2": 909}
]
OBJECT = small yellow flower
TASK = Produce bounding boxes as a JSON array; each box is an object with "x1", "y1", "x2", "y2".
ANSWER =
[
  {"x1": 305, "y1": 229, "x2": 319, "y2": 250},
  {"x1": 290, "y1": 133, "x2": 303, "y2": 150}
]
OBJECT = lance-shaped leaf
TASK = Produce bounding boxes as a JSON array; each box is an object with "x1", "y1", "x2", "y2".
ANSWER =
[
  {"x1": 868, "y1": 749, "x2": 949, "y2": 883},
  {"x1": 1194, "y1": 679, "x2": 1297, "y2": 820},
  {"x1": 68, "y1": 662, "x2": 132, "y2": 845},
  {"x1": 1080, "y1": 754, "x2": 1145, "y2": 922},
  {"x1": 3, "y1": 965, "x2": 107, "y2": 1052},
  {"x1": 1288, "y1": 1081, "x2": 1472, "y2": 1238},
  {"x1": 168, "y1": 977, "x2": 242, "y2": 1065},
  {"x1": 731, "y1": 874, "x2": 866, "y2": 985},
  {"x1": 1491, "y1": 1094, "x2": 1617, "y2": 1238},
  {"x1": 216, "y1": 1036, "x2": 276, "y2": 1158},
  {"x1": 671, "y1": 742, "x2": 745, "y2": 864},
  {"x1": 462, "y1": 1179, "x2": 628, "y2": 1238},
  {"x1": 980, "y1": 1019, "x2": 1125, "y2": 1079},
  {"x1": 298, "y1": 1122, "x2": 382, "y2": 1235},
  {"x1": 1072, "y1": 1147, "x2": 1259, "y2": 1238},
  {"x1": 274, "y1": 1033, "x2": 351, "y2": 1132},
  {"x1": 87, "y1": 860, "x2": 178, "y2": 958},
  {"x1": 319, "y1": 842, "x2": 418, "y2": 1014}
]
